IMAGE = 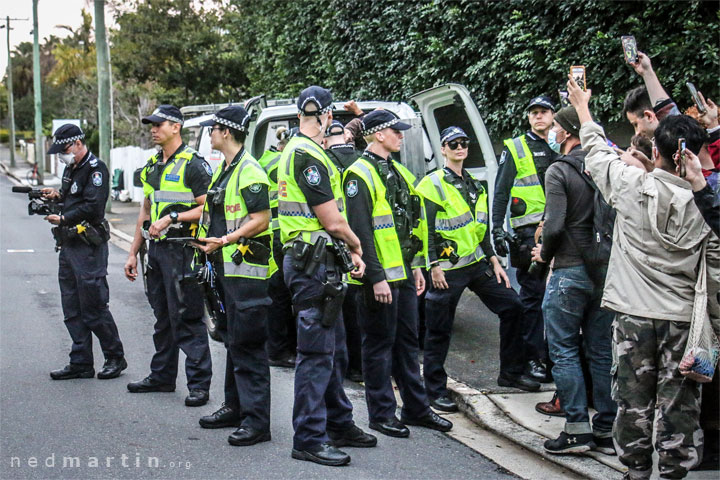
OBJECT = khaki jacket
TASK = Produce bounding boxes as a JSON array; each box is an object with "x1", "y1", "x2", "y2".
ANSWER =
[{"x1": 580, "y1": 122, "x2": 720, "y2": 329}]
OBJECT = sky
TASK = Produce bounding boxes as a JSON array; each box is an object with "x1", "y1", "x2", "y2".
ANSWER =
[{"x1": 1, "y1": 0, "x2": 101, "y2": 74}]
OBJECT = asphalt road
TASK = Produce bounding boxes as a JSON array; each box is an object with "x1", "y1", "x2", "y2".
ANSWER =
[{"x1": 0, "y1": 174, "x2": 517, "y2": 479}]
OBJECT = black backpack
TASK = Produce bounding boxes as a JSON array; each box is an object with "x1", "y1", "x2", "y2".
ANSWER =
[{"x1": 556, "y1": 157, "x2": 616, "y2": 285}]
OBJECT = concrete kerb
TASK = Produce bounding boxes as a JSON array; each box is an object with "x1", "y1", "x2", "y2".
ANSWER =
[{"x1": 447, "y1": 377, "x2": 625, "y2": 480}]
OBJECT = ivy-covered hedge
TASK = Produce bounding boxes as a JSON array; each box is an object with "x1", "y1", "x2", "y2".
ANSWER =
[{"x1": 228, "y1": 0, "x2": 718, "y2": 138}]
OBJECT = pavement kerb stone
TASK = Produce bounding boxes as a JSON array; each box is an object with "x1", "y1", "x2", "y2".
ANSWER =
[{"x1": 447, "y1": 377, "x2": 624, "y2": 480}]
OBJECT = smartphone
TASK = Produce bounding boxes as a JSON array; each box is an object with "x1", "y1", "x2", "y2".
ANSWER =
[
  {"x1": 677, "y1": 138, "x2": 687, "y2": 178},
  {"x1": 571, "y1": 66, "x2": 586, "y2": 91},
  {"x1": 558, "y1": 89, "x2": 570, "y2": 108},
  {"x1": 621, "y1": 35, "x2": 638, "y2": 64},
  {"x1": 686, "y1": 82, "x2": 707, "y2": 114}
]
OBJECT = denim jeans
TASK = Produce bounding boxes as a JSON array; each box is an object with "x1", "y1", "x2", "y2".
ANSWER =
[{"x1": 543, "y1": 265, "x2": 616, "y2": 435}]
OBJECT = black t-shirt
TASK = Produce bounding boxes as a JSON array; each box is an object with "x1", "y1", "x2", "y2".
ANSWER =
[
  {"x1": 326, "y1": 144, "x2": 359, "y2": 172},
  {"x1": 293, "y1": 134, "x2": 335, "y2": 207}
]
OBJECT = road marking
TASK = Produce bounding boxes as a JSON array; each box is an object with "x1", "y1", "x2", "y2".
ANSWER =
[{"x1": 6, "y1": 249, "x2": 35, "y2": 253}]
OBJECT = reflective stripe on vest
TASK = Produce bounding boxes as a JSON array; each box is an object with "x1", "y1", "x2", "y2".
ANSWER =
[
  {"x1": 198, "y1": 151, "x2": 275, "y2": 279},
  {"x1": 504, "y1": 135, "x2": 545, "y2": 229},
  {"x1": 141, "y1": 146, "x2": 200, "y2": 240},
  {"x1": 439, "y1": 244, "x2": 484, "y2": 270},
  {"x1": 416, "y1": 169, "x2": 488, "y2": 271},
  {"x1": 278, "y1": 136, "x2": 346, "y2": 245},
  {"x1": 345, "y1": 157, "x2": 406, "y2": 283}
]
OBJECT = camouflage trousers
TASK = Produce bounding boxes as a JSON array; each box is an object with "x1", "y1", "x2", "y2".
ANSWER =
[{"x1": 612, "y1": 314, "x2": 703, "y2": 479}]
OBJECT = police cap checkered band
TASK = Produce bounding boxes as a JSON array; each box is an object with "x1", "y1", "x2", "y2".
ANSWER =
[
  {"x1": 362, "y1": 119, "x2": 400, "y2": 136},
  {"x1": 53, "y1": 133, "x2": 85, "y2": 145},
  {"x1": 361, "y1": 109, "x2": 412, "y2": 136},
  {"x1": 213, "y1": 113, "x2": 249, "y2": 132},
  {"x1": 440, "y1": 126, "x2": 469, "y2": 144},
  {"x1": 151, "y1": 108, "x2": 183, "y2": 124},
  {"x1": 142, "y1": 104, "x2": 184, "y2": 125},
  {"x1": 299, "y1": 97, "x2": 333, "y2": 116}
]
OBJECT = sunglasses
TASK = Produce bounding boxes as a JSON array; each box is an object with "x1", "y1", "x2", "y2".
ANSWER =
[
  {"x1": 209, "y1": 126, "x2": 224, "y2": 133},
  {"x1": 446, "y1": 140, "x2": 469, "y2": 150}
]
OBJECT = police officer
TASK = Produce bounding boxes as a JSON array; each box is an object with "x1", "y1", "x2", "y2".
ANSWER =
[
  {"x1": 323, "y1": 120, "x2": 364, "y2": 383},
  {"x1": 258, "y1": 129, "x2": 296, "y2": 368},
  {"x1": 124, "y1": 105, "x2": 212, "y2": 407},
  {"x1": 193, "y1": 106, "x2": 274, "y2": 446},
  {"x1": 278, "y1": 86, "x2": 376, "y2": 466},
  {"x1": 344, "y1": 110, "x2": 453, "y2": 437},
  {"x1": 492, "y1": 96, "x2": 557, "y2": 381},
  {"x1": 44, "y1": 124, "x2": 126, "y2": 380},
  {"x1": 418, "y1": 127, "x2": 540, "y2": 411}
]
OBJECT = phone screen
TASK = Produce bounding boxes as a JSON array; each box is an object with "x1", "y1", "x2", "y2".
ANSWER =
[
  {"x1": 571, "y1": 66, "x2": 586, "y2": 91},
  {"x1": 621, "y1": 36, "x2": 637, "y2": 64}
]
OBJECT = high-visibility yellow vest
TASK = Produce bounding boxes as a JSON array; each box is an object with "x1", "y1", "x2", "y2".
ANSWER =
[
  {"x1": 277, "y1": 136, "x2": 345, "y2": 245},
  {"x1": 197, "y1": 150, "x2": 276, "y2": 279},
  {"x1": 258, "y1": 150, "x2": 281, "y2": 231},
  {"x1": 416, "y1": 169, "x2": 488, "y2": 271},
  {"x1": 140, "y1": 145, "x2": 201, "y2": 240},
  {"x1": 503, "y1": 135, "x2": 545, "y2": 228}
]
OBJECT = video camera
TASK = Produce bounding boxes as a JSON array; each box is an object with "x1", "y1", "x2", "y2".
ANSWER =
[{"x1": 12, "y1": 185, "x2": 62, "y2": 216}]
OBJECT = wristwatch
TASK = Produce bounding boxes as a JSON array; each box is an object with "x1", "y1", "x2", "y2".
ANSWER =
[{"x1": 169, "y1": 211, "x2": 179, "y2": 224}]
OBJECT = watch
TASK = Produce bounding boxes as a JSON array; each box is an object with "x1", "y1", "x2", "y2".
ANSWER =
[{"x1": 169, "y1": 211, "x2": 179, "y2": 224}]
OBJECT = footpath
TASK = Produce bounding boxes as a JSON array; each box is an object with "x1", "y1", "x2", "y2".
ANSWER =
[{"x1": 1, "y1": 148, "x2": 715, "y2": 480}]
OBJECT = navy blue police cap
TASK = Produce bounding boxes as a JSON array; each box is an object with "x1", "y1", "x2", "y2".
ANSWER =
[
  {"x1": 142, "y1": 104, "x2": 184, "y2": 125},
  {"x1": 526, "y1": 96, "x2": 556, "y2": 112},
  {"x1": 440, "y1": 126, "x2": 470, "y2": 145},
  {"x1": 325, "y1": 120, "x2": 345, "y2": 137},
  {"x1": 361, "y1": 110, "x2": 411, "y2": 136},
  {"x1": 297, "y1": 86, "x2": 333, "y2": 116},
  {"x1": 48, "y1": 124, "x2": 85, "y2": 154},
  {"x1": 199, "y1": 105, "x2": 251, "y2": 132}
]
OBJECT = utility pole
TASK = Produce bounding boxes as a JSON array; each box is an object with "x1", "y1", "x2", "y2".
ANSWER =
[
  {"x1": 2, "y1": 17, "x2": 27, "y2": 168},
  {"x1": 94, "y1": 0, "x2": 113, "y2": 212},
  {"x1": 32, "y1": 0, "x2": 43, "y2": 184}
]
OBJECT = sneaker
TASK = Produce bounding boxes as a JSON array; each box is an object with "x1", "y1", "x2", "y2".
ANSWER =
[
  {"x1": 543, "y1": 432, "x2": 595, "y2": 454},
  {"x1": 593, "y1": 434, "x2": 616, "y2": 455}
]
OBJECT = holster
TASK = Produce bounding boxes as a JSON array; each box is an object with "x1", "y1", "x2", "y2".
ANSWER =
[
  {"x1": 231, "y1": 237, "x2": 272, "y2": 266},
  {"x1": 320, "y1": 278, "x2": 347, "y2": 328},
  {"x1": 51, "y1": 226, "x2": 63, "y2": 251}
]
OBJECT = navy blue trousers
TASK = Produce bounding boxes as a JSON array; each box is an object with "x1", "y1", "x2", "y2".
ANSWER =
[
  {"x1": 216, "y1": 271, "x2": 271, "y2": 432},
  {"x1": 266, "y1": 233, "x2": 296, "y2": 359},
  {"x1": 424, "y1": 261, "x2": 525, "y2": 399},
  {"x1": 283, "y1": 255, "x2": 354, "y2": 450},
  {"x1": 58, "y1": 240, "x2": 124, "y2": 366},
  {"x1": 357, "y1": 278, "x2": 431, "y2": 422},
  {"x1": 145, "y1": 241, "x2": 212, "y2": 390}
]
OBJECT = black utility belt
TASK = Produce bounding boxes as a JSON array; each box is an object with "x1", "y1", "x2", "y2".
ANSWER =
[
  {"x1": 287, "y1": 236, "x2": 355, "y2": 277},
  {"x1": 54, "y1": 219, "x2": 110, "y2": 247}
]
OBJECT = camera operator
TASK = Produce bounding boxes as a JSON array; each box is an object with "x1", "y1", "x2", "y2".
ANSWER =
[
  {"x1": 568, "y1": 76, "x2": 720, "y2": 480},
  {"x1": 42, "y1": 124, "x2": 126, "y2": 381}
]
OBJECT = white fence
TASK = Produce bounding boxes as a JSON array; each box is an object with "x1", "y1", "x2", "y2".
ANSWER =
[{"x1": 110, "y1": 146, "x2": 157, "y2": 203}]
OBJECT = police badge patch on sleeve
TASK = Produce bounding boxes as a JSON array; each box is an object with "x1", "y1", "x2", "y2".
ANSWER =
[
  {"x1": 303, "y1": 166, "x2": 321, "y2": 186},
  {"x1": 203, "y1": 162, "x2": 213, "y2": 176},
  {"x1": 249, "y1": 183, "x2": 262, "y2": 193},
  {"x1": 346, "y1": 180, "x2": 358, "y2": 197},
  {"x1": 92, "y1": 172, "x2": 103, "y2": 186}
]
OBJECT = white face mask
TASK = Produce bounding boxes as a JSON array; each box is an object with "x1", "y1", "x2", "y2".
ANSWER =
[
  {"x1": 547, "y1": 129, "x2": 565, "y2": 153},
  {"x1": 58, "y1": 152, "x2": 75, "y2": 165}
]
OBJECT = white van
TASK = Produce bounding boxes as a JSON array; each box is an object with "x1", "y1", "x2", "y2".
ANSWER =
[{"x1": 181, "y1": 83, "x2": 498, "y2": 210}]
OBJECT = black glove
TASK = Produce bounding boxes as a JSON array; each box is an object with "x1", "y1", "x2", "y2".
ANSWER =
[{"x1": 492, "y1": 227, "x2": 509, "y2": 257}]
